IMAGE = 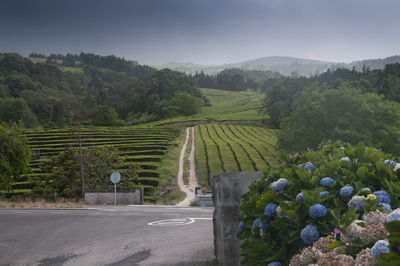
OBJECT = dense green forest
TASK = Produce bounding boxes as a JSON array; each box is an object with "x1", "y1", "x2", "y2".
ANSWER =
[
  {"x1": 262, "y1": 64, "x2": 400, "y2": 154},
  {"x1": 0, "y1": 53, "x2": 202, "y2": 127}
]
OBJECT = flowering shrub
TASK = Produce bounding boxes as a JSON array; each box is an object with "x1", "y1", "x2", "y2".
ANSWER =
[
  {"x1": 288, "y1": 210, "x2": 392, "y2": 265},
  {"x1": 237, "y1": 142, "x2": 400, "y2": 265},
  {"x1": 378, "y1": 208, "x2": 400, "y2": 263}
]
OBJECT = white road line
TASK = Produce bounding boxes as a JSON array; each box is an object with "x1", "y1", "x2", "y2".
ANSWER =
[
  {"x1": 147, "y1": 217, "x2": 212, "y2": 226},
  {"x1": 13, "y1": 211, "x2": 32, "y2": 214}
]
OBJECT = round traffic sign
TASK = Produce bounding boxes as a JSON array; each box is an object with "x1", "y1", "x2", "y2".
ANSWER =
[{"x1": 110, "y1": 172, "x2": 121, "y2": 184}]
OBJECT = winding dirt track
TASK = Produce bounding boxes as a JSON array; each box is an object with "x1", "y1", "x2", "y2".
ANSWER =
[{"x1": 176, "y1": 127, "x2": 198, "y2": 206}]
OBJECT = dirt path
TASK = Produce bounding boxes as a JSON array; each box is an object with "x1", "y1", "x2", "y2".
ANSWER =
[{"x1": 176, "y1": 127, "x2": 198, "y2": 207}]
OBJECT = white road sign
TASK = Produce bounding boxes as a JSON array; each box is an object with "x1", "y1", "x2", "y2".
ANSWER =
[{"x1": 110, "y1": 172, "x2": 121, "y2": 184}]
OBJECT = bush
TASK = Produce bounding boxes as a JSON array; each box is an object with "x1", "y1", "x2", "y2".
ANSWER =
[
  {"x1": 32, "y1": 145, "x2": 141, "y2": 200},
  {"x1": 91, "y1": 105, "x2": 119, "y2": 126},
  {"x1": 237, "y1": 142, "x2": 400, "y2": 265}
]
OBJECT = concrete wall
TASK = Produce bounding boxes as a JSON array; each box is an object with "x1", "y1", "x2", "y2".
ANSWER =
[
  {"x1": 195, "y1": 194, "x2": 213, "y2": 207},
  {"x1": 85, "y1": 188, "x2": 143, "y2": 205},
  {"x1": 212, "y1": 171, "x2": 263, "y2": 266}
]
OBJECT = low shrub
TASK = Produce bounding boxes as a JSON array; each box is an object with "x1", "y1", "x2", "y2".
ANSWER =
[{"x1": 237, "y1": 142, "x2": 400, "y2": 265}]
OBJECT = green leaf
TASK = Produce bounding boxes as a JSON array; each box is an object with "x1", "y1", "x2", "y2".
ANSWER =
[
  {"x1": 328, "y1": 240, "x2": 345, "y2": 249},
  {"x1": 356, "y1": 166, "x2": 368, "y2": 179},
  {"x1": 385, "y1": 221, "x2": 400, "y2": 233}
]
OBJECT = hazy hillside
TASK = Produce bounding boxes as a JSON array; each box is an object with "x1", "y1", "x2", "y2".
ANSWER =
[
  {"x1": 349, "y1": 55, "x2": 400, "y2": 71},
  {"x1": 163, "y1": 56, "x2": 342, "y2": 76},
  {"x1": 163, "y1": 55, "x2": 400, "y2": 77}
]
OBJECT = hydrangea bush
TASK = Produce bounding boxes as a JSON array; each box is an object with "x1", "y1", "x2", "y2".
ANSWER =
[{"x1": 237, "y1": 142, "x2": 400, "y2": 265}]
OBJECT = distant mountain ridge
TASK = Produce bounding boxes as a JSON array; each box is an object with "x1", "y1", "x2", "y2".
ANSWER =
[{"x1": 162, "y1": 55, "x2": 400, "y2": 77}]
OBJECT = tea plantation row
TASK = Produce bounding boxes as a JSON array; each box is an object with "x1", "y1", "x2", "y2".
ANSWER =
[
  {"x1": 8, "y1": 126, "x2": 181, "y2": 202},
  {"x1": 195, "y1": 124, "x2": 280, "y2": 187}
]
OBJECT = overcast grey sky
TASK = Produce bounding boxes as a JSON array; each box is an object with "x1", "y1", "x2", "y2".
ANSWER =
[{"x1": 1, "y1": 0, "x2": 399, "y2": 65}]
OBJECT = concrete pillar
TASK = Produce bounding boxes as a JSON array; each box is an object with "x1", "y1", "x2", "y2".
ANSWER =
[{"x1": 212, "y1": 171, "x2": 263, "y2": 266}]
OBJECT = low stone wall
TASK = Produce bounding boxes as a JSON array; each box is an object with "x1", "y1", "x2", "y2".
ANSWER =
[
  {"x1": 212, "y1": 171, "x2": 263, "y2": 266},
  {"x1": 85, "y1": 188, "x2": 143, "y2": 205}
]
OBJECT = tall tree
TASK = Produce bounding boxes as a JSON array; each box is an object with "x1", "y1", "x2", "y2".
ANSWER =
[{"x1": 0, "y1": 122, "x2": 31, "y2": 191}]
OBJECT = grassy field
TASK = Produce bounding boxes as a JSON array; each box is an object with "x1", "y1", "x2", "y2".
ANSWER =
[
  {"x1": 149, "y1": 88, "x2": 268, "y2": 125},
  {"x1": 5, "y1": 126, "x2": 182, "y2": 202},
  {"x1": 57, "y1": 66, "x2": 84, "y2": 73},
  {"x1": 27, "y1": 57, "x2": 47, "y2": 64},
  {"x1": 195, "y1": 124, "x2": 279, "y2": 188}
]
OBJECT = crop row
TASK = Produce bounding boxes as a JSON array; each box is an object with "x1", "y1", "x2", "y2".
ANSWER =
[
  {"x1": 6, "y1": 126, "x2": 181, "y2": 201},
  {"x1": 195, "y1": 124, "x2": 279, "y2": 187}
]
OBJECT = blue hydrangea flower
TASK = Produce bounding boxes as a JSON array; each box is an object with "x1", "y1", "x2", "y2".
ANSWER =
[
  {"x1": 379, "y1": 203, "x2": 392, "y2": 212},
  {"x1": 339, "y1": 147, "x2": 345, "y2": 150},
  {"x1": 267, "y1": 262, "x2": 281, "y2": 266},
  {"x1": 268, "y1": 182, "x2": 275, "y2": 189},
  {"x1": 301, "y1": 224, "x2": 319, "y2": 245},
  {"x1": 340, "y1": 156, "x2": 351, "y2": 162},
  {"x1": 271, "y1": 178, "x2": 289, "y2": 192},
  {"x1": 252, "y1": 219, "x2": 259, "y2": 229},
  {"x1": 309, "y1": 204, "x2": 327, "y2": 218},
  {"x1": 347, "y1": 196, "x2": 366, "y2": 212},
  {"x1": 385, "y1": 159, "x2": 398, "y2": 167},
  {"x1": 296, "y1": 192, "x2": 304, "y2": 203},
  {"x1": 319, "y1": 191, "x2": 330, "y2": 197},
  {"x1": 259, "y1": 220, "x2": 270, "y2": 231},
  {"x1": 371, "y1": 240, "x2": 390, "y2": 258},
  {"x1": 304, "y1": 162, "x2": 316, "y2": 170},
  {"x1": 374, "y1": 148, "x2": 379, "y2": 152},
  {"x1": 297, "y1": 163, "x2": 303, "y2": 168},
  {"x1": 239, "y1": 221, "x2": 245, "y2": 232},
  {"x1": 340, "y1": 186, "x2": 354, "y2": 197},
  {"x1": 264, "y1": 203, "x2": 278, "y2": 217},
  {"x1": 320, "y1": 177, "x2": 334, "y2": 186},
  {"x1": 361, "y1": 188, "x2": 371, "y2": 193},
  {"x1": 373, "y1": 190, "x2": 391, "y2": 204},
  {"x1": 386, "y1": 208, "x2": 400, "y2": 222}
]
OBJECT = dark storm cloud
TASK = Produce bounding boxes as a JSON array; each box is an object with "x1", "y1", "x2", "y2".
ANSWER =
[{"x1": 1, "y1": 0, "x2": 399, "y2": 64}]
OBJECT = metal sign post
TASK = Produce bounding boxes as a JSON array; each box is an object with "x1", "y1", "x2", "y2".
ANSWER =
[{"x1": 110, "y1": 172, "x2": 121, "y2": 205}]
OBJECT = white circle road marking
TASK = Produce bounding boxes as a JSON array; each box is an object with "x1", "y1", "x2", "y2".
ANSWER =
[{"x1": 147, "y1": 217, "x2": 212, "y2": 226}]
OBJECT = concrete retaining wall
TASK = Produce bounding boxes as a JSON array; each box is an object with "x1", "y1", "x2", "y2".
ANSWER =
[
  {"x1": 212, "y1": 171, "x2": 263, "y2": 266},
  {"x1": 85, "y1": 188, "x2": 143, "y2": 205}
]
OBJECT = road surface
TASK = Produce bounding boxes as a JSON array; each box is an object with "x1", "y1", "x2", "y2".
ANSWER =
[{"x1": 0, "y1": 206, "x2": 214, "y2": 266}]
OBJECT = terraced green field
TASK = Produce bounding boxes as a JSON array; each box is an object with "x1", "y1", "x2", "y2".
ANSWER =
[
  {"x1": 148, "y1": 88, "x2": 268, "y2": 125},
  {"x1": 9, "y1": 126, "x2": 181, "y2": 202},
  {"x1": 194, "y1": 124, "x2": 279, "y2": 187}
]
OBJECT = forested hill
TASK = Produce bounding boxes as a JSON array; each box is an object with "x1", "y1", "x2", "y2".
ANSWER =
[
  {"x1": 29, "y1": 52, "x2": 155, "y2": 78},
  {"x1": 163, "y1": 55, "x2": 400, "y2": 77},
  {"x1": 349, "y1": 55, "x2": 400, "y2": 72},
  {"x1": 0, "y1": 53, "x2": 202, "y2": 128}
]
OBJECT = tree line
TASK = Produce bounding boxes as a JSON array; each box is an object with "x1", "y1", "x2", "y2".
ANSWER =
[
  {"x1": 1, "y1": 53, "x2": 203, "y2": 127},
  {"x1": 192, "y1": 68, "x2": 281, "y2": 91}
]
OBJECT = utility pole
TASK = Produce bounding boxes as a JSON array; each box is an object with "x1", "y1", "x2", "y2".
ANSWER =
[{"x1": 78, "y1": 122, "x2": 85, "y2": 198}]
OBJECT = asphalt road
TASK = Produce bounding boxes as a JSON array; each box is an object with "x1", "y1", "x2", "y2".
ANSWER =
[{"x1": 0, "y1": 206, "x2": 214, "y2": 266}]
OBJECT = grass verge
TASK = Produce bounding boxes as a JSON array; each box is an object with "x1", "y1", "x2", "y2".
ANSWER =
[
  {"x1": 155, "y1": 128, "x2": 186, "y2": 205},
  {"x1": 0, "y1": 198, "x2": 84, "y2": 208}
]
